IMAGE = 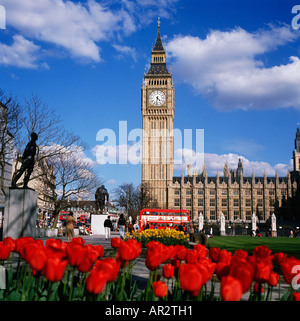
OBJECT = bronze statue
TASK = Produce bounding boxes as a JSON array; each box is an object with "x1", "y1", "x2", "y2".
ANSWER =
[
  {"x1": 95, "y1": 185, "x2": 109, "y2": 213},
  {"x1": 11, "y1": 132, "x2": 38, "y2": 189}
]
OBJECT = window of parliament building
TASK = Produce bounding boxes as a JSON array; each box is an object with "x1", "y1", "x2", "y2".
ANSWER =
[{"x1": 142, "y1": 20, "x2": 300, "y2": 223}]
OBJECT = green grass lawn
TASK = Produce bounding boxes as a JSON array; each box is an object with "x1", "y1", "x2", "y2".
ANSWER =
[{"x1": 208, "y1": 236, "x2": 300, "y2": 259}]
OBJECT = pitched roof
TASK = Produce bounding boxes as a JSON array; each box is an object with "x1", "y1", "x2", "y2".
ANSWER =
[{"x1": 152, "y1": 25, "x2": 164, "y2": 52}]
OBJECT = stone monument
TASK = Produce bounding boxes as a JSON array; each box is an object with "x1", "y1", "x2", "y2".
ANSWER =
[
  {"x1": 220, "y1": 212, "x2": 226, "y2": 236},
  {"x1": 271, "y1": 213, "x2": 277, "y2": 237},
  {"x1": 95, "y1": 185, "x2": 109, "y2": 214},
  {"x1": 198, "y1": 212, "x2": 203, "y2": 232},
  {"x1": 91, "y1": 184, "x2": 109, "y2": 235},
  {"x1": 251, "y1": 213, "x2": 257, "y2": 236},
  {"x1": 3, "y1": 133, "x2": 38, "y2": 239}
]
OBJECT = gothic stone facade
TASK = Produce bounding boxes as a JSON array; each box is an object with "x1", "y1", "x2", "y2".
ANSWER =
[
  {"x1": 142, "y1": 22, "x2": 298, "y2": 222},
  {"x1": 168, "y1": 164, "x2": 297, "y2": 222}
]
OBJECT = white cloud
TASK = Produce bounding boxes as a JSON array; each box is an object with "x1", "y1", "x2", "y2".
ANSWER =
[
  {"x1": 0, "y1": 0, "x2": 178, "y2": 67},
  {"x1": 40, "y1": 143, "x2": 96, "y2": 167},
  {"x1": 166, "y1": 25, "x2": 300, "y2": 110},
  {"x1": 107, "y1": 179, "x2": 117, "y2": 185},
  {"x1": 112, "y1": 44, "x2": 137, "y2": 62},
  {"x1": 91, "y1": 141, "x2": 291, "y2": 177},
  {"x1": 2, "y1": 0, "x2": 122, "y2": 62},
  {"x1": 173, "y1": 148, "x2": 292, "y2": 177},
  {"x1": 0, "y1": 35, "x2": 46, "y2": 69},
  {"x1": 92, "y1": 143, "x2": 142, "y2": 165}
]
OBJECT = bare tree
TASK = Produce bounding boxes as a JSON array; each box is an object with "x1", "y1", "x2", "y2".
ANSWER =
[
  {"x1": 1, "y1": 90, "x2": 101, "y2": 226},
  {"x1": 113, "y1": 182, "x2": 158, "y2": 220},
  {"x1": 12, "y1": 94, "x2": 83, "y2": 178},
  {"x1": 40, "y1": 145, "x2": 101, "y2": 227}
]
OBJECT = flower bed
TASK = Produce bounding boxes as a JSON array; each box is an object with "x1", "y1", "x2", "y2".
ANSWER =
[
  {"x1": 129, "y1": 229, "x2": 190, "y2": 247},
  {"x1": 0, "y1": 236, "x2": 299, "y2": 301}
]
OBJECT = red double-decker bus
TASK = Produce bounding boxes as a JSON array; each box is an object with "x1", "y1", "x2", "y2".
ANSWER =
[{"x1": 138, "y1": 209, "x2": 190, "y2": 231}]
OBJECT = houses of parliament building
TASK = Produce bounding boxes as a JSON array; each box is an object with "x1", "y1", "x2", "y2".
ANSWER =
[{"x1": 141, "y1": 20, "x2": 300, "y2": 223}]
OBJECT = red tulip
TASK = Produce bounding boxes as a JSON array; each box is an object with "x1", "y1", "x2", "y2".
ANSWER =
[
  {"x1": 0, "y1": 242, "x2": 11, "y2": 260},
  {"x1": 280, "y1": 257, "x2": 300, "y2": 284},
  {"x1": 77, "y1": 245, "x2": 99, "y2": 273},
  {"x1": 229, "y1": 260, "x2": 254, "y2": 293},
  {"x1": 174, "y1": 245, "x2": 188, "y2": 261},
  {"x1": 216, "y1": 262, "x2": 230, "y2": 280},
  {"x1": 45, "y1": 238, "x2": 67, "y2": 259},
  {"x1": 111, "y1": 237, "x2": 123, "y2": 249},
  {"x1": 253, "y1": 245, "x2": 272, "y2": 259},
  {"x1": 219, "y1": 249, "x2": 232, "y2": 265},
  {"x1": 145, "y1": 251, "x2": 163, "y2": 271},
  {"x1": 15, "y1": 237, "x2": 35, "y2": 255},
  {"x1": 293, "y1": 292, "x2": 300, "y2": 301},
  {"x1": 163, "y1": 264, "x2": 175, "y2": 279},
  {"x1": 153, "y1": 281, "x2": 168, "y2": 298},
  {"x1": 71, "y1": 237, "x2": 85, "y2": 245},
  {"x1": 196, "y1": 259, "x2": 215, "y2": 284},
  {"x1": 221, "y1": 275, "x2": 243, "y2": 301},
  {"x1": 118, "y1": 239, "x2": 141, "y2": 261},
  {"x1": 193, "y1": 244, "x2": 207, "y2": 259},
  {"x1": 3, "y1": 237, "x2": 15, "y2": 251},
  {"x1": 85, "y1": 269, "x2": 108, "y2": 295},
  {"x1": 185, "y1": 249, "x2": 199, "y2": 264},
  {"x1": 43, "y1": 257, "x2": 68, "y2": 282},
  {"x1": 171, "y1": 258, "x2": 181, "y2": 276},
  {"x1": 95, "y1": 258, "x2": 120, "y2": 282},
  {"x1": 233, "y1": 249, "x2": 248, "y2": 260},
  {"x1": 66, "y1": 243, "x2": 87, "y2": 266},
  {"x1": 22, "y1": 241, "x2": 44, "y2": 264},
  {"x1": 167, "y1": 245, "x2": 176, "y2": 260},
  {"x1": 179, "y1": 263, "x2": 203, "y2": 292},
  {"x1": 28, "y1": 247, "x2": 47, "y2": 272},
  {"x1": 273, "y1": 252, "x2": 287, "y2": 265},
  {"x1": 93, "y1": 244, "x2": 104, "y2": 259},
  {"x1": 19, "y1": 238, "x2": 42, "y2": 260},
  {"x1": 209, "y1": 247, "x2": 220, "y2": 263},
  {"x1": 146, "y1": 242, "x2": 170, "y2": 265},
  {"x1": 254, "y1": 258, "x2": 273, "y2": 283},
  {"x1": 268, "y1": 271, "x2": 279, "y2": 287}
]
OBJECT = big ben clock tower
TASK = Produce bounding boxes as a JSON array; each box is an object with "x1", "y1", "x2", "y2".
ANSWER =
[{"x1": 141, "y1": 18, "x2": 174, "y2": 208}]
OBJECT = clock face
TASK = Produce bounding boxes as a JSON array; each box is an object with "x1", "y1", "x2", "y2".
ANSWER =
[{"x1": 149, "y1": 90, "x2": 166, "y2": 106}]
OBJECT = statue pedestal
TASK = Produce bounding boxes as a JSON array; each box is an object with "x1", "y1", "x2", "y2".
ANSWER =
[
  {"x1": 3, "y1": 188, "x2": 37, "y2": 239},
  {"x1": 90, "y1": 214, "x2": 106, "y2": 235}
]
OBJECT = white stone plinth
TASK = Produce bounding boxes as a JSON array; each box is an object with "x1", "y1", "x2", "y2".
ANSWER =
[
  {"x1": 91, "y1": 214, "x2": 106, "y2": 235},
  {"x1": 3, "y1": 188, "x2": 37, "y2": 239}
]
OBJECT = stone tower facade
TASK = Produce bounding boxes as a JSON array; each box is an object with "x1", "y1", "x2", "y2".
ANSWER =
[
  {"x1": 292, "y1": 127, "x2": 300, "y2": 173},
  {"x1": 141, "y1": 19, "x2": 174, "y2": 208},
  {"x1": 141, "y1": 22, "x2": 298, "y2": 222}
]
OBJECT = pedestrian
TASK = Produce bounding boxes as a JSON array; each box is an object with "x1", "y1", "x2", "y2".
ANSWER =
[
  {"x1": 104, "y1": 216, "x2": 113, "y2": 240},
  {"x1": 118, "y1": 214, "x2": 126, "y2": 240},
  {"x1": 65, "y1": 211, "x2": 76, "y2": 243},
  {"x1": 178, "y1": 223, "x2": 184, "y2": 232},
  {"x1": 128, "y1": 221, "x2": 134, "y2": 234}
]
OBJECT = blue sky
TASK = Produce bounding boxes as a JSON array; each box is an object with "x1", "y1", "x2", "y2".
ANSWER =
[{"x1": 1, "y1": 0, "x2": 300, "y2": 198}]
